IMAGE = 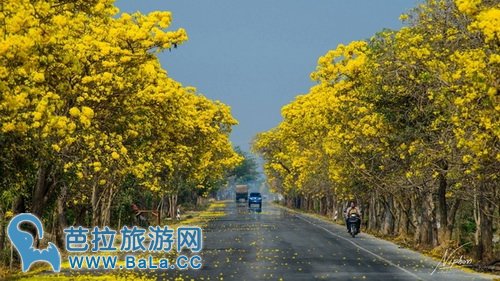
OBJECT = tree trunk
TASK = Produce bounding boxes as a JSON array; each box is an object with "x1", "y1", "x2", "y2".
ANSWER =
[
  {"x1": 75, "y1": 206, "x2": 87, "y2": 226},
  {"x1": 101, "y1": 186, "x2": 115, "y2": 227},
  {"x1": 169, "y1": 194, "x2": 178, "y2": 219},
  {"x1": 336, "y1": 203, "x2": 344, "y2": 224},
  {"x1": 445, "y1": 198, "x2": 460, "y2": 243},
  {"x1": 326, "y1": 195, "x2": 333, "y2": 218},
  {"x1": 420, "y1": 190, "x2": 438, "y2": 247},
  {"x1": 0, "y1": 219, "x2": 5, "y2": 251},
  {"x1": 162, "y1": 195, "x2": 169, "y2": 217},
  {"x1": 382, "y1": 195, "x2": 395, "y2": 235},
  {"x1": 478, "y1": 193, "x2": 494, "y2": 263},
  {"x1": 411, "y1": 193, "x2": 422, "y2": 245},
  {"x1": 56, "y1": 183, "x2": 68, "y2": 247},
  {"x1": 368, "y1": 192, "x2": 377, "y2": 231},
  {"x1": 437, "y1": 160, "x2": 448, "y2": 245},
  {"x1": 397, "y1": 197, "x2": 412, "y2": 237},
  {"x1": 32, "y1": 163, "x2": 54, "y2": 218},
  {"x1": 92, "y1": 184, "x2": 100, "y2": 227}
]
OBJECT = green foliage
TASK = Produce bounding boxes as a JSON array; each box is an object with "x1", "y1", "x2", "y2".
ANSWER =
[{"x1": 228, "y1": 147, "x2": 260, "y2": 184}]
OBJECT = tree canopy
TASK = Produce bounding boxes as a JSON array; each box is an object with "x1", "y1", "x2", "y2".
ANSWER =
[{"x1": 0, "y1": 0, "x2": 241, "y2": 240}]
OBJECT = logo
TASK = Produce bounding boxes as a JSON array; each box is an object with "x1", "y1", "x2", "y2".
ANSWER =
[
  {"x1": 7, "y1": 213, "x2": 61, "y2": 272},
  {"x1": 7, "y1": 213, "x2": 203, "y2": 272}
]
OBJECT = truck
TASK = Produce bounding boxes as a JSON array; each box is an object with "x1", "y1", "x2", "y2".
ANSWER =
[{"x1": 235, "y1": 185, "x2": 249, "y2": 202}]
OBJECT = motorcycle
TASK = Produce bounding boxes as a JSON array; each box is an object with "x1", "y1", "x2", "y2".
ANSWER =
[{"x1": 347, "y1": 213, "x2": 361, "y2": 238}]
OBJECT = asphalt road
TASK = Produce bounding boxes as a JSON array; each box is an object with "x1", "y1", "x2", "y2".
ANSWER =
[{"x1": 152, "y1": 201, "x2": 494, "y2": 281}]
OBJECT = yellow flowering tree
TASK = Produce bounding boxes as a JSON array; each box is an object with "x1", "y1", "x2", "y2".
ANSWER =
[
  {"x1": 254, "y1": 0, "x2": 498, "y2": 262},
  {"x1": 0, "y1": 0, "x2": 240, "y2": 250}
]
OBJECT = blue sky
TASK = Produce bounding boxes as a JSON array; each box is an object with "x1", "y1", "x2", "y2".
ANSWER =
[{"x1": 115, "y1": 0, "x2": 418, "y2": 152}]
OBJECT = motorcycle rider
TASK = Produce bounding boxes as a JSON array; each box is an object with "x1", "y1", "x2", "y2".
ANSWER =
[{"x1": 345, "y1": 201, "x2": 361, "y2": 233}]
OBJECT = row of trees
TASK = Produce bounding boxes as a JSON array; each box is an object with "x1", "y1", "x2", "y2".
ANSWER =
[
  {"x1": 0, "y1": 0, "x2": 242, "y2": 256},
  {"x1": 253, "y1": 0, "x2": 498, "y2": 263}
]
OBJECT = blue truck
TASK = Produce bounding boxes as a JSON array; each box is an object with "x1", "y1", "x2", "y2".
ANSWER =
[{"x1": 248, "y1": 192, "x2": 262, "y2": 209}]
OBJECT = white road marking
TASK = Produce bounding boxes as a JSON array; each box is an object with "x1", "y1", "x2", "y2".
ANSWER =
[{"x1": 293, "y1": 213, "x2": 424, "y2": 280}]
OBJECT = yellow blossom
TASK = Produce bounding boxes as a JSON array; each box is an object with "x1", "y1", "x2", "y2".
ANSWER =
[
  {"x1": 81, "y1": 106, "x2": 95, "y2": 119},
  {"x1": 69, "y1": 107, "x2": 81, "y2": 117}
]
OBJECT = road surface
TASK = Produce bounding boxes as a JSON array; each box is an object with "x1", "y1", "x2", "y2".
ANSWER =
[{"x1": 153, "y1": 201, "x2": 494, "y2": 280}]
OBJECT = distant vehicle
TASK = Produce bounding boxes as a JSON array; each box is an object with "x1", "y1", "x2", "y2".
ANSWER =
[
  {"x1": 235, "y1": 185, "x2": 249, "y2": 202},
  {"x1": 248, "y1": 192, "x2": 262, "y2": 209}
]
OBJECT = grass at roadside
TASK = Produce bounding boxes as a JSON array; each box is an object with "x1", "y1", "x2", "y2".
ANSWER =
[{"x1": 2, "y1": 200, "x2": 228, "y2": 281}]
